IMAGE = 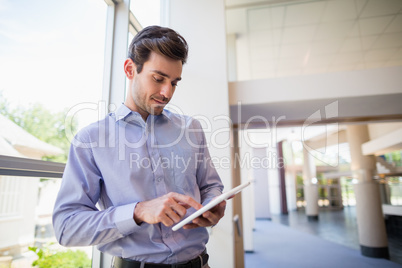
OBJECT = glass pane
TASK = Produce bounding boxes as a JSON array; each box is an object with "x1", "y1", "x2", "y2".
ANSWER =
[
  {"x1": 0, "y1": 0, "x2": 107, "y2": 266},
  {"x1": 0, "y1": 0, "x2": 107, "y2": 163},
  {"x1": 319, "y1": 187, "x2": 327, "y2": 198},
  {"x1": 341, "y1": 177, "x2": 356, "y2": 206},
  {"x1": 389, "y1": 177, "x2": 402, "y2": 205},
  {"x1": 130, "y1": 0, "x2": 161, "y2": 27},
  {"x1": 330, "y1": 187, "x2": 338, "y2": 197}
]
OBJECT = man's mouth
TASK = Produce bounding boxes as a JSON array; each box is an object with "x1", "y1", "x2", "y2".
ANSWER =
[{"x1": 152, "y1": 97, "x2": 168, "y2": 105}]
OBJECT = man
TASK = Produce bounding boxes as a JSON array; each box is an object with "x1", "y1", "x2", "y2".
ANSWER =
[{"x1": 53, "y1": 26, "x2": 225, "y2": 268}]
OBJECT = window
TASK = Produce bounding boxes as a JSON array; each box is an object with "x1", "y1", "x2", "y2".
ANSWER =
[
  {"x1": 0, "y1": 0, "x2": 107, "y2": 265},
  {"x1": 130, "y1": 0, "x2": 161, "y2": 27},
  {"x1": 0, "y1": 0, "x2": 107, "y2": 149}
]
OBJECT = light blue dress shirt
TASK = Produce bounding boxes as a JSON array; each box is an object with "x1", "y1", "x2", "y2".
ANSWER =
[{"x1": 52, "y1": 104, "x2": 223, "y2": 264}]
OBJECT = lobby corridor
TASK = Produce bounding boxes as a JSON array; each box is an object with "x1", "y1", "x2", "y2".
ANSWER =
[{"x1": 245, "y1": 207, "x2": 402, "y2": 267}]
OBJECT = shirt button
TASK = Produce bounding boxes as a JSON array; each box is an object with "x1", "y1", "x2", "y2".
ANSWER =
[
  {"x1": 157, "y1": 177, "x2": 162, "y2": 183},
  {"x1": 165, "y1": 233, "x2": 169, "y2": 238}
]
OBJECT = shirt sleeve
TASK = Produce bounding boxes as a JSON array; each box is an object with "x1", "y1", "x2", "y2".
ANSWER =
[
  {"x1": 191, "y1": 119, "x2": 224, "y2": 205},
  {"x1": 52, "y1": 129, "x2": 143, "y2": 247}
]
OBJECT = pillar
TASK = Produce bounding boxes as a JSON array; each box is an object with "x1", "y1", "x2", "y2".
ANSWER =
[
  {"x1": 267, "y1": 145, "x2": 281, "y2": 215},
  {"x1": 303, "y1": 148, "x2": 319, "y2": 220},
  {"x1": 346, "y1": 125, "x2": 389, "y2": 259},
  {"x1": 252, "y1": 147, "x2": 271, "y2": 219},
  {"x1": 167, "y1": 1, "x2": 235, "y2": 266}
]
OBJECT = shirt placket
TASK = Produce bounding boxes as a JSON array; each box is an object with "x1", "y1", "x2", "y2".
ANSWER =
[{"x1": 146, "y1": 121, "x2": 177, "y2": 257}]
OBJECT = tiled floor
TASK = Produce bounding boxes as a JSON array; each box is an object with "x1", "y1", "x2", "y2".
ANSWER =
[{"x1": 269, "y1": 206, "x2": 402, "y2": 265}]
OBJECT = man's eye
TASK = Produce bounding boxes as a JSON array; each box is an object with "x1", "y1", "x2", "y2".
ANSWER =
[
  {"x1": 153, "y1": 76, "x2": 163, "y2": 83},
  {"x1": 172, "y1": 82, "x2": 178, "y2": 87}
]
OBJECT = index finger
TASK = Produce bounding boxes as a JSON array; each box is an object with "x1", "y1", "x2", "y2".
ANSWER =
[{"x1": 169, "y1": 192, "x2": 203, "y2": 210}]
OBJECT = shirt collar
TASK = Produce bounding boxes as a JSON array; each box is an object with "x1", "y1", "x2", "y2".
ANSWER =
[
  {"x1": 161, "y1": 109, "x2": 173, "y2": 121},
  {"x1": 114, "y1": 104, "x2": 135, "y2": 122},
  {"x1": 114, "y1": 104, "x2": 173, "y2": 122}
]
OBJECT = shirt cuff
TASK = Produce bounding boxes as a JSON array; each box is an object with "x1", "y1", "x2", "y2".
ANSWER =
[{"x1": 114, "y1": 202, "x2": 141, "y2": 236}]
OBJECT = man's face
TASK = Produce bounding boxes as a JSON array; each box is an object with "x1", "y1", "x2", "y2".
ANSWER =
[{"x1": 126, "y1": 51, "x2": 183, "y2": 120}]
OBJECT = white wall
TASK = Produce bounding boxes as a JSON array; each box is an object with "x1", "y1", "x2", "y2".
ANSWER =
[{"x1": 166, "y1": 1, "x2": 234, "y2": 267}]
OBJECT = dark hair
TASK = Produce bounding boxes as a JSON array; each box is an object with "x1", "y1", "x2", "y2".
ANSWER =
[{"x1": 128, "y1": 25, "x2": 188, "y2": 73}]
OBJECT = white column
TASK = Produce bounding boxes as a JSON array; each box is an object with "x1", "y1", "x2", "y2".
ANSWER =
[
  {"x1": 252, "y1": 147, "x2": 271, "y2": 219},
  {"x1": 285, "y1": 170, "x2": 297, "y2": 211},
  {"x1": 346, "y1": 125, "x2": 389, "y2": 259},
  {"x1": 286, "y1": 143, "x2": 297, "y2": 211},
  {"x1": 267, "y1": 145, "x2": 281, "y2": 215},
  {"x1": 302, "y1": 148, "x2": 319, "y2": 220},
  {"x1": 167, "y1": 1, "x2": 235, "y2": 267}
]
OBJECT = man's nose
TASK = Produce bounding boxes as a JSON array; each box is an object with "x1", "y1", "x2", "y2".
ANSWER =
[{"x1": 160, "y1": 84, "x2": 173, "y2": 100}]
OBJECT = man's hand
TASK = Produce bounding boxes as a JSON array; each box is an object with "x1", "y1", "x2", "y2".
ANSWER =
[
  {"x1": 134, "y1": 192, "x2": 202, "y2": 227},
  {"x1": 183, "y1": 200, "x2": 226, "y2": 229}
]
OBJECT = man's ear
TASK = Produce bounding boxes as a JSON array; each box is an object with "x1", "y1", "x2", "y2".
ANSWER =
[{"x1": 124, "y1": 58, "x2": 136, "y2": 79}]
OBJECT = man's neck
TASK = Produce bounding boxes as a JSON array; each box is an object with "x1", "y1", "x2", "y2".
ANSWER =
[{"x1": 123, "y1": 101, "x2": 149, "y2": 122}]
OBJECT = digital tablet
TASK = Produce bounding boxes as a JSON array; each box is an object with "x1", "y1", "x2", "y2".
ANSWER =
[{"x1": 172, "y1": 181, "x2": 251, "y2": 231}]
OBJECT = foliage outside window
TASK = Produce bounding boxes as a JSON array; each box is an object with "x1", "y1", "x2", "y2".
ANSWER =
[
  {"x1": 383, "y1": 150, "x2": 402, "y2": 167},
  {"x1": 29, "y1": 244, "x2": 91, "y2": 268},
  {"x1": 0, "y1": 93, "x2": 78, "y2": 163}
]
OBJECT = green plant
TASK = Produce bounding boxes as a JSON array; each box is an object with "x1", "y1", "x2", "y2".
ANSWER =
[{"x1": 29, "y1": 245, "x2": 91, "y2": 268}]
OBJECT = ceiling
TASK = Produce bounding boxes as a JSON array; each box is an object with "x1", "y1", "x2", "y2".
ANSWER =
[{"x1": 225, "y1": 0, "x2": 402, "y2": 80}]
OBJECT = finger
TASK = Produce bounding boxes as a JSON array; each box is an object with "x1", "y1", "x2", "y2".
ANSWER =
[
  {"x1": 201, "y1": 201, "x2": 226, "y2": 225},
  {"x1": 169, "y1": 193, "x2": 202, "y2": 210},
  {"x1": 165, "y1": 209, "x2": 181, "y2": 224},
  {"x1": 160, "y1": 213, "x2": 174, "y2": 227},
  {"x1": 177, "y1": 201, "x2": 191, "y2": 209},
  {"x1": 210, "y1": 201, "x2": 226, "y2": 217},
  {"x1": 202, "y1": 202, "x2": 223, "y2": 217},
  {"x1": 169, "y1": 201, "x2": 187, "y2": 218},
  {"x1": 201, "y1": 211, "x2": 218, "y2": 225},
  {"x1": 218, "y1": 201, "x2": 226, "y2": 215},
  {"x1": 192, "y1": 216, "x2": 213, "y2": 227},
  {"x1": 183, "y1": 223, "x2": 199, "y2": 229}
]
